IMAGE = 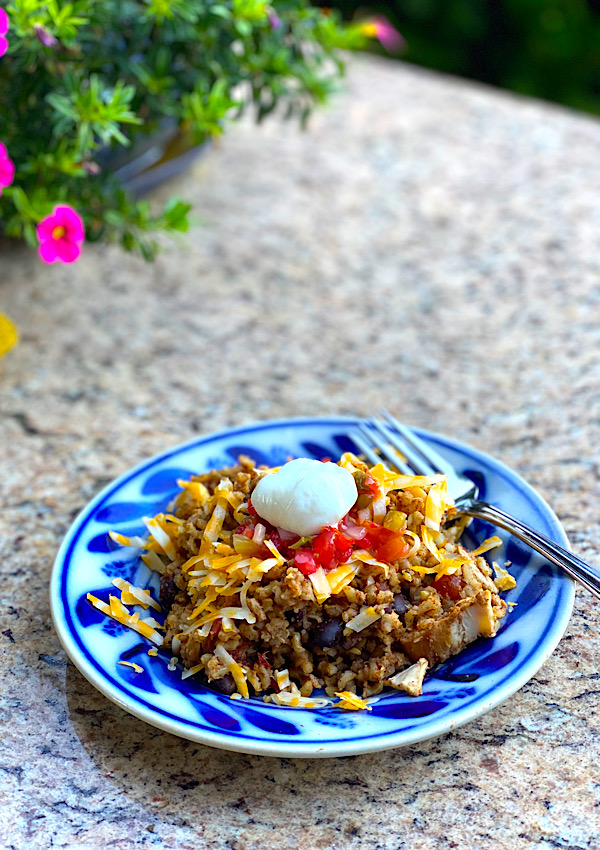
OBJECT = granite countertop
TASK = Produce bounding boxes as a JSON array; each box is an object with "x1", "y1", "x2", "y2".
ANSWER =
[{"x1": 1, "y1": 55, "x2": 600, "y2": 848}]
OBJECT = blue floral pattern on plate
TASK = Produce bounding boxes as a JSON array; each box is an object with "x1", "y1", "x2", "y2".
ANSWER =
[{"x1": 50, "y1": 417, "x2": 574, "y2": 757}]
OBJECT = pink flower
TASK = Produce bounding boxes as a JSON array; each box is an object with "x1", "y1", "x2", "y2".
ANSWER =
[
  {"x1": 361, "y1": 16, "x2": 405, "y2": 53},
  {"x1": 37, "y1": 205, "x2": 85, "y2": 264},
  {"x1": 0, "y1": 8, "x2": 9, "y2": 58},
  {"x1": 0, "y1": 141, "x2": 14, "y2": 195}
]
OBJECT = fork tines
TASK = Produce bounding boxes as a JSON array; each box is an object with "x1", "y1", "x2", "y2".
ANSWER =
[{"x1": 351, "y1": 411, "x2": 454, "y2": 477}]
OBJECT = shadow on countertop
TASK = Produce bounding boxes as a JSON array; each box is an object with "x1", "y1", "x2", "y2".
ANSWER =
[{"x1": 64, "y1": 662, "x2": 474, "y2": 843}]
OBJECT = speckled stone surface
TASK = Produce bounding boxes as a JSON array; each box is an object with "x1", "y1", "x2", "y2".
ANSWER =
[{"x1": 1, "y1": 56, "x2": 600, "y2": 849}]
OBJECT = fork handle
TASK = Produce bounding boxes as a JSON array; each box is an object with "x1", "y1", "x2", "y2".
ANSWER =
[{"x1": 459, "y1": 499, "x2": 600, "y2": 600}]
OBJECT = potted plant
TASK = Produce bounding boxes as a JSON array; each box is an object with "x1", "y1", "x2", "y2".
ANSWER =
[{"x1": 0, "y1": 0, "x2": 379, "y2": 263}]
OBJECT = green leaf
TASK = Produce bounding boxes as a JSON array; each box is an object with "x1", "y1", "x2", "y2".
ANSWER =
[
  {"x1": 233, "y1": 0, "x2": 268, "y2": 22},
  {"x1": 2, "y1": 0, "x2": 355, "y2": 261},
  {"x1": 162, "y1": 198, "x2": 191, "y2": 232},
  {"x1": 211, "y1": 5, "x2": 231, "y2": 18},
  {"x1": 23, "y1": 221, "x2": 37, "y2": 247},
  {"x1": 46, "y1": 74, "x2": 142, "y2": 155},
  {"x1": 234, "y1": 18, "x2": 252, "y2": 36}
]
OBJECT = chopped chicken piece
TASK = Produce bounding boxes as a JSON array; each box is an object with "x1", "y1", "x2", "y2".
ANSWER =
[
  {"x1": 462, "y1": 558, "x2": 499, "y2": 596},
  {"x1": 399, "y1": 590, "x2": 499, "y2": 666},
  {"x1": 388, "y1": 658, "x2": 428, "y2": 696}
]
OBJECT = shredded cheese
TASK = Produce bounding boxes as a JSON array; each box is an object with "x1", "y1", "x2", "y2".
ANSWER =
[
  {"x1": 352, "y1": 549, "x2": 389, "y2": 576},
  {"x1": 424, "y1": 478, "x2": 452, "y2": 533},
  {"x1": 101, "y1": 452, "x2": 517, "y2": 709},
  {"x1": 142, "y1": 516, "x2": 176, "y2": 559},
  {"x1": 181, "y1": 663, "x2": 204, "y2": 680},
  {"x1": 118, "y1": 660, "x2": 143, "y2": 673},
  {"x1": 471, "y1": 535, "x2": 503, "y2": 556},
  {"x1": 275, "y1": 669, "x2": 291, "y2": 690},
  {"x1": 86, "y1": 593, "x2": 163, "y2": 645},
  {"x1": 111, "y1": 577, "x2": 161, "y2": 611},
  {"x1": 109, "y1": 594, "x2": 130, "y2": 621},
  {"x1": 265, "y1": 691, "x2": 329, "y2": 709},
  {"x1": 264, "y1": 538, "x2": 285, "y2": 564},
  {"x1": 309, "y1": 567, "x2": 331, "y2": 604},
  {"x1": 141, "y1": 550, "x2": 166, "y2": 574},
  {"x1": 334, "y1": 691, "x2": 372, "y2": 711},
  {"x1": 492, "y1": 562, "x2": 517, "y2": 591},
  {"x1": 345, "y1": 606, "x2": 382, "y2": 633},
  {"x1": 214, "y1": 645, "x2": 249, "y2": 698},
  {"x1": 403, "y1": 530, "x2": 421, "y2": 558},
  {"x1": 434, "y1": 555, "x2": 470, "y2": 578},
  {"x1": 176, "y1": 478, "x2": 210, "y2": 503},
  {"x1": 201, "y1": 497, "x2": 228, "y2": 552},
  {"x1": 326, "y1": 562, "x2": 358, "y2": 595},
  {"x1": 421, "y1": 526, "x2": 442, "y2": 563},
  {"x1": 108, "y1": 531, "x2": 147, "y2": 548}
]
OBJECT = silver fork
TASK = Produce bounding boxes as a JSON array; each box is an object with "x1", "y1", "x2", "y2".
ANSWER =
[{"x1": 351, "y1": 412, "x2": 600, "y2": 600}]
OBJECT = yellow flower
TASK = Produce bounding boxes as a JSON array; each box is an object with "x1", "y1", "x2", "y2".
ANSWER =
[
  {"x1": 360, "y1": 23, "x2": 378, "y2": 38},
  {"x1": 0, "y1": 312, "x2": 18, "y2": 358},
  {"x1": 359, "y1": 17, "x2": 404, "y2": 52}
]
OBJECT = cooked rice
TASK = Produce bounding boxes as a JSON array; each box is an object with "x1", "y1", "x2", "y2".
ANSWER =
[{"x1": 99, "y1": 453, "x2": 512, "y2": 705}]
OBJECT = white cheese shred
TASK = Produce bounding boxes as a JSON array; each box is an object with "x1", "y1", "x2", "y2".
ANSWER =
[{"x1": 345, "y1": 606, "x2": 382, "y2": 633}]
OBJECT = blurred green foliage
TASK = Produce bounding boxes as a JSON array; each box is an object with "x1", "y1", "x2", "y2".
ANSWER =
[
  {"x1": 329, "y1": 0, "x2": 600, "y2": 115},
  {"x1": 1, "y1": 0, "x2": 366, "y2": 260}
]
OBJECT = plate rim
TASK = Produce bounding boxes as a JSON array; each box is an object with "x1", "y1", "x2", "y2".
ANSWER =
[{"x1": 51, "y1": 416, "x2": 575, "y2": 757}]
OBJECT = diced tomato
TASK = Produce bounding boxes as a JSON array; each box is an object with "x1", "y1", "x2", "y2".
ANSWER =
[
  {"x1": 360, "y1": 522, "x2": 392, "y2": 549},
  {"x1": 433, "y1": 574, "x2": 463, "y2": 600},
  {"x1": 356, "y1": 522, "x2": 409, "y2": 563},
  {"x1": 312, "y1": 528, "x2": 337, "y2": 570},
  {"x1": 373, "y1": 534, "x2": 410, "y2": 564},
  {"x1": 311, "y1": 527, "x2": 354, "y2": 571},
  {"x1": 235, "y1": 514, "x2": 256, "y2": 536},
  {"x1": 294, "y1": 549, "x2": 318, "y2": 575},
  {"x1": 333, "y1": 532, "x2": 353, "y2": 563},
  {"x1": 247, "y1": 500, "x2": 258, "y2": 517}
]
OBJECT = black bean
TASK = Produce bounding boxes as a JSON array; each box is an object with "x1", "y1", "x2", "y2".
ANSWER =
[
  {"x1": 311, "y1": 617, "x2": 344, "y2": 648},
  {"x1": 209, "y1": 673, "x2": 236, "y2": 696},
  {"x1": 285, "y1": 610, "x2": 304, "y2": 630},
  {"x1": 159, "y1": 575, "x2": 179, "y2": 611},
  {"x1": 391, "y1": 592, "x2": 409, "y2": 619}
]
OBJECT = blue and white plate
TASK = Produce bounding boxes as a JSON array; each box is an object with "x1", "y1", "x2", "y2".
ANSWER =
[{"x1": 51, "y1": 417, "x2": 574, "y2": 757}]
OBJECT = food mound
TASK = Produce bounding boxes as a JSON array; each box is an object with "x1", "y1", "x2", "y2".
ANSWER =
[{"x1": 97, "y1": 453, "x2": 515, "y2": 710}]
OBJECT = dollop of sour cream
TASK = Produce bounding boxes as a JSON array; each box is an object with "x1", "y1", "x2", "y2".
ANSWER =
[{"x1": 251, "y1": 458, "x2": 358, "y2": 537}]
